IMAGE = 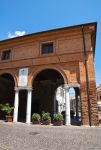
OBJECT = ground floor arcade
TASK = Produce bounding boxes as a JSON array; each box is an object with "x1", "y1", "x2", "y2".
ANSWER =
[
  {"x1": 0, "y1": 69, "x2": 81, "y2": 126},
  {"x1": 0, "y1": 67, "x2": 99, "y2": 126}
]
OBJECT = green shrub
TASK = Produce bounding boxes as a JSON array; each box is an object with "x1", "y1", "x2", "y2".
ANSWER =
[
  {"x1": 0, "y1": 103, "x2": 14, "y2": 115},
  {"x1": 32, "y1": 113, "x2": 41, "y2": 121},
  {"x1": 42, "y1": 112, "x2": 51, "y2": 121},
  {"x1": 53, "y1": 112, "x2": 63, "y2": 122}
]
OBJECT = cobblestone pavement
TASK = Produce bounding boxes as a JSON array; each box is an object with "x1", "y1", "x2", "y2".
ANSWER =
[{"x1": 0, "y1": 122, "x2": 101, "y2": 150}]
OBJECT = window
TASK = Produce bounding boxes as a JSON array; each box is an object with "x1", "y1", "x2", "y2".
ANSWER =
[
  {"x1": 41, "y1": 42, "x2": 53, "y2": 54},
  {"x1": 2, "y1": 50, "x2": 11, "y2": 60}
]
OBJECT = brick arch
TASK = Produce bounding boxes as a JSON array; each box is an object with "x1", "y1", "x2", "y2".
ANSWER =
[
  {"x1": 28, "y1": 66, "x2": 68, "y2": 87},
  {"x1": 0, "y1": 71, "x2": 17, "y2": 87}
]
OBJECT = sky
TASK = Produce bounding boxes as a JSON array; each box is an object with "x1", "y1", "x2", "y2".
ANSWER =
[{"x1": 0, "y1": 0, "x2": 101, "y2": 86}]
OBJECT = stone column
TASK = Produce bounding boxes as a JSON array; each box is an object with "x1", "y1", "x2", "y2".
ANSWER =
[
  {"x1": 26, "y1": 88, "x2": 32, "y2": 124},
  {"x1": 13, "y1": 87, "x2": 19, "y2": 123},
  {"x1": 58, "y1": 102, "x2": 61, "y2": 113},
  {"x1": 53, "y1": 94, "x2": 56, "y2": 115},
  {"x1": 65, "y1": 86, "x2": 71, "y2": 125},
  {"x1": 75, "y1": 91, "x2": 79, "y2": 118}
]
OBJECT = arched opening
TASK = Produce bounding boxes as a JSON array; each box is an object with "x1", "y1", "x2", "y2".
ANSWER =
[
  {"x1": 55, "y1": 86, "x2": 81, "y2": 126},
  {"x1": 69, "y1": 87, "x2": 81, "y2": 126},
  {"x1": 0, "y1": 73, "x2": 15, "y2": 120},
  {"x1": 32, "y1": 69, "x2": 64, "y2": 119}
]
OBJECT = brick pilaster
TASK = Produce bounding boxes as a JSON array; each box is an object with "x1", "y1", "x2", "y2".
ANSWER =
[
  {"x1": 89, "y1": 80, "x2": 99, "y2": 126},
  {"x1": 80, "y1": 82, "x2": 89, "y2": 125}
]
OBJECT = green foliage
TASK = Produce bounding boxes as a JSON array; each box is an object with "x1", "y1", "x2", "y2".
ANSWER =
[
  {"x1": 32, "y1": 113, "x2": 41, "y2": 121},
  {"x1": 53, "y1": 112, "x2": 63, "y2": 122},
  {"x1": 42, "y1": 112, "x2": 51, "y2": 121},
  {"x1": 0, "y1": 103, "x2": 14, "y2": 115}
]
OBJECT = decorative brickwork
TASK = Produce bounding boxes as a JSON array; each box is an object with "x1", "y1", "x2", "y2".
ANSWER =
[{"x1": 89, "y1": 81, "x2": 99, "y2": 126}]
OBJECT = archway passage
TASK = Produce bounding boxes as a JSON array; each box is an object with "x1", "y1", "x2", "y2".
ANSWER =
[
  {"x1": 18, "y1": 90, "x2": 27, "y2": 122},
  {"x1": 32, "y1": 69, "x2": 64, "y2": 119},
  {"x1": 69, "y1": 87, "x2": 81, "y2": 126},
  {"x1": 0, "y1": 73, "x2": 15, "y2": 120}
]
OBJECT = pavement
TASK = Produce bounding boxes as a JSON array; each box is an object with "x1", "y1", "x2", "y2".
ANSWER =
[{"x1": 0, "y1": 122, "x2": 101, "y2": 150}]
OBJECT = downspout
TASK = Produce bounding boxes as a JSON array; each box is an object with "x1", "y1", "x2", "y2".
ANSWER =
[{"x1": 81, "y1": 26, "x2": 91, "y2": 126}]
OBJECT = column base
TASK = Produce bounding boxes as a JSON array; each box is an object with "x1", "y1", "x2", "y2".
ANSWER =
[{"x1": 26, "y1": 122, "x2": 31, "y2": 124}]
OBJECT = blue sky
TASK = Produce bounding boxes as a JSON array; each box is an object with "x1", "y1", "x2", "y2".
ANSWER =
[{"x1": 0, "y1": 0, "x2": 101, "y2": 86}]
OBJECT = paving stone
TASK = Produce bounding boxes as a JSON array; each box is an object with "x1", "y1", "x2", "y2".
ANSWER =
[{"x1": 0, "y1": 122, "x2": 101, "y2": 150}]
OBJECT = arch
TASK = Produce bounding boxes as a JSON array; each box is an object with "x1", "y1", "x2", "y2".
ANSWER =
[
  {"x1": 31, "y1": 67, "x2": 65, "y2": 118},
  {"x1": 29, "y1": 65, "x2": 68, "y2": 86},
  {"x1": 0, "y1": 72, "x2": 15, "y2": 120},
  {"x1": 0, "y1": 73, "x2": 15, "y2": 86},
  {"x1": 0, "y1": 71, "x2": 17, "y2": 87},
  {"x1": 69, "y1": 86, "x2": 81, "y2": 126}
]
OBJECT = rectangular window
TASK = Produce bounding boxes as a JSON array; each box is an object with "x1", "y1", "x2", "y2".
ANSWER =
[
  {"x1": 41, "y1": 42, "x2": 53, "y2": 54},
  {"x1": 2, "y1": 50, "x2": 11, "y2": 60}
]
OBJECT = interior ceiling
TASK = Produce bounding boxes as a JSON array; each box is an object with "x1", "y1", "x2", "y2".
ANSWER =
[
  {"x1": 34, "y1": 69, "x2": 63, "y2": 82},
  {"x1": 0, "y1": 73, "x2": 14, "y2": 81}
]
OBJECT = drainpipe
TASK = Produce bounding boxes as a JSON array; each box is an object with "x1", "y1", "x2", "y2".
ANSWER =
[{"x1": 81, "y1": 26, "x2": 91, "y2": 126}]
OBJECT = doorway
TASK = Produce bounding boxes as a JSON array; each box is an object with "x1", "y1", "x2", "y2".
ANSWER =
[{"x1": 18, "y1": 90, "x2": 27, "y2": 122}]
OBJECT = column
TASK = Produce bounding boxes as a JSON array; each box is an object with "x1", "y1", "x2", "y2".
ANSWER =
[
  {"x1": 26, "y1": 88, "x2": 32, "y2": 124},
  {"x1": 58, "y1": 102, "x2": 61, "y2": 113},
  {"x1": 13, "y1": 87, "x2": 19, "y2": 123},
  {"x1": 65, "y1": 86, "x2": 71, "y2": 125},
  {"x1": 53, "y1": 94, "x2": 56, "y2": 115},
  {"x1": 75, "y1": 92, "x2": 79, "y2": 118}
]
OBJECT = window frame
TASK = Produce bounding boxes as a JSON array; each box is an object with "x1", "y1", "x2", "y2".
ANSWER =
[
  {"x1": 41, "y1": 42, "x2": 54, "y2": 55},
  {"x1": 1, "y1": 49, "x2": 11, "y2": 61}
]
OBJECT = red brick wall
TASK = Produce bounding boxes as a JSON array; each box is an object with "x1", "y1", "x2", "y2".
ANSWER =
[{"x1": 0, "y1": 24, "x2": 98, "y2": 125}]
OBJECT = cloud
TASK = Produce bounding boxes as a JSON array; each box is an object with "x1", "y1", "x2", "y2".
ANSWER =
[{"x1": 8, "y1": 31, "x2": 26, "y2": 38}]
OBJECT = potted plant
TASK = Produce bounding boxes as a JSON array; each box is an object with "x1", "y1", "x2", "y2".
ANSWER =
[
  {"x1": 32, "y1": 113, "x2": 41, "y2": 124},
  {"x1": 0, "y1": 103, "x2": 14, "y2": 122},
  {"x1": 53, "y1": 112, "x2": 63, "y2": 126},
  {"x1": 42, "y1": 112, "x2": 51, "y2": 125}
]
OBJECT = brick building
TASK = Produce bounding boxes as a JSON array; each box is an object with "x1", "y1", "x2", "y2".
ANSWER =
[{"x1": 0, "y1": 22, "x2": 99, "y2": 126}]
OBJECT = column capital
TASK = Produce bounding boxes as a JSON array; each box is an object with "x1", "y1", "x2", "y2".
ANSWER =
[
  {"x1": 64, "y1": 84, "x2": 70, "y2": 90},
  {"x1": 27, "y1": 87, "x2": 33, "y2": 91},
  {"x1": 14, "y1": 86, "x2": 32, "y2": 91},
  {"x1": 14, "y1": 87, "x2": 19, "y2": 91}
]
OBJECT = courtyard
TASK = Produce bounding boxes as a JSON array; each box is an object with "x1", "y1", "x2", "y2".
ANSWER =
[{"x1": 0, "y1": 122, "x2": 101, "y2": 150}]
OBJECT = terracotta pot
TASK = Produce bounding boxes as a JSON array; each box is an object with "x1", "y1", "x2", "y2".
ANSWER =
[
  {"x1": 53, "y1": 121, "x2": 63, "y2": 126},
  {"x1": 42, "y1": 120, "x2": 51, "y2": 125},
  {"x1": 5, "y1": 115, "x2": 13, "y2": 122},
  {"x1": 32, "y1": 120, "x2": 40, "y2": 124}
]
